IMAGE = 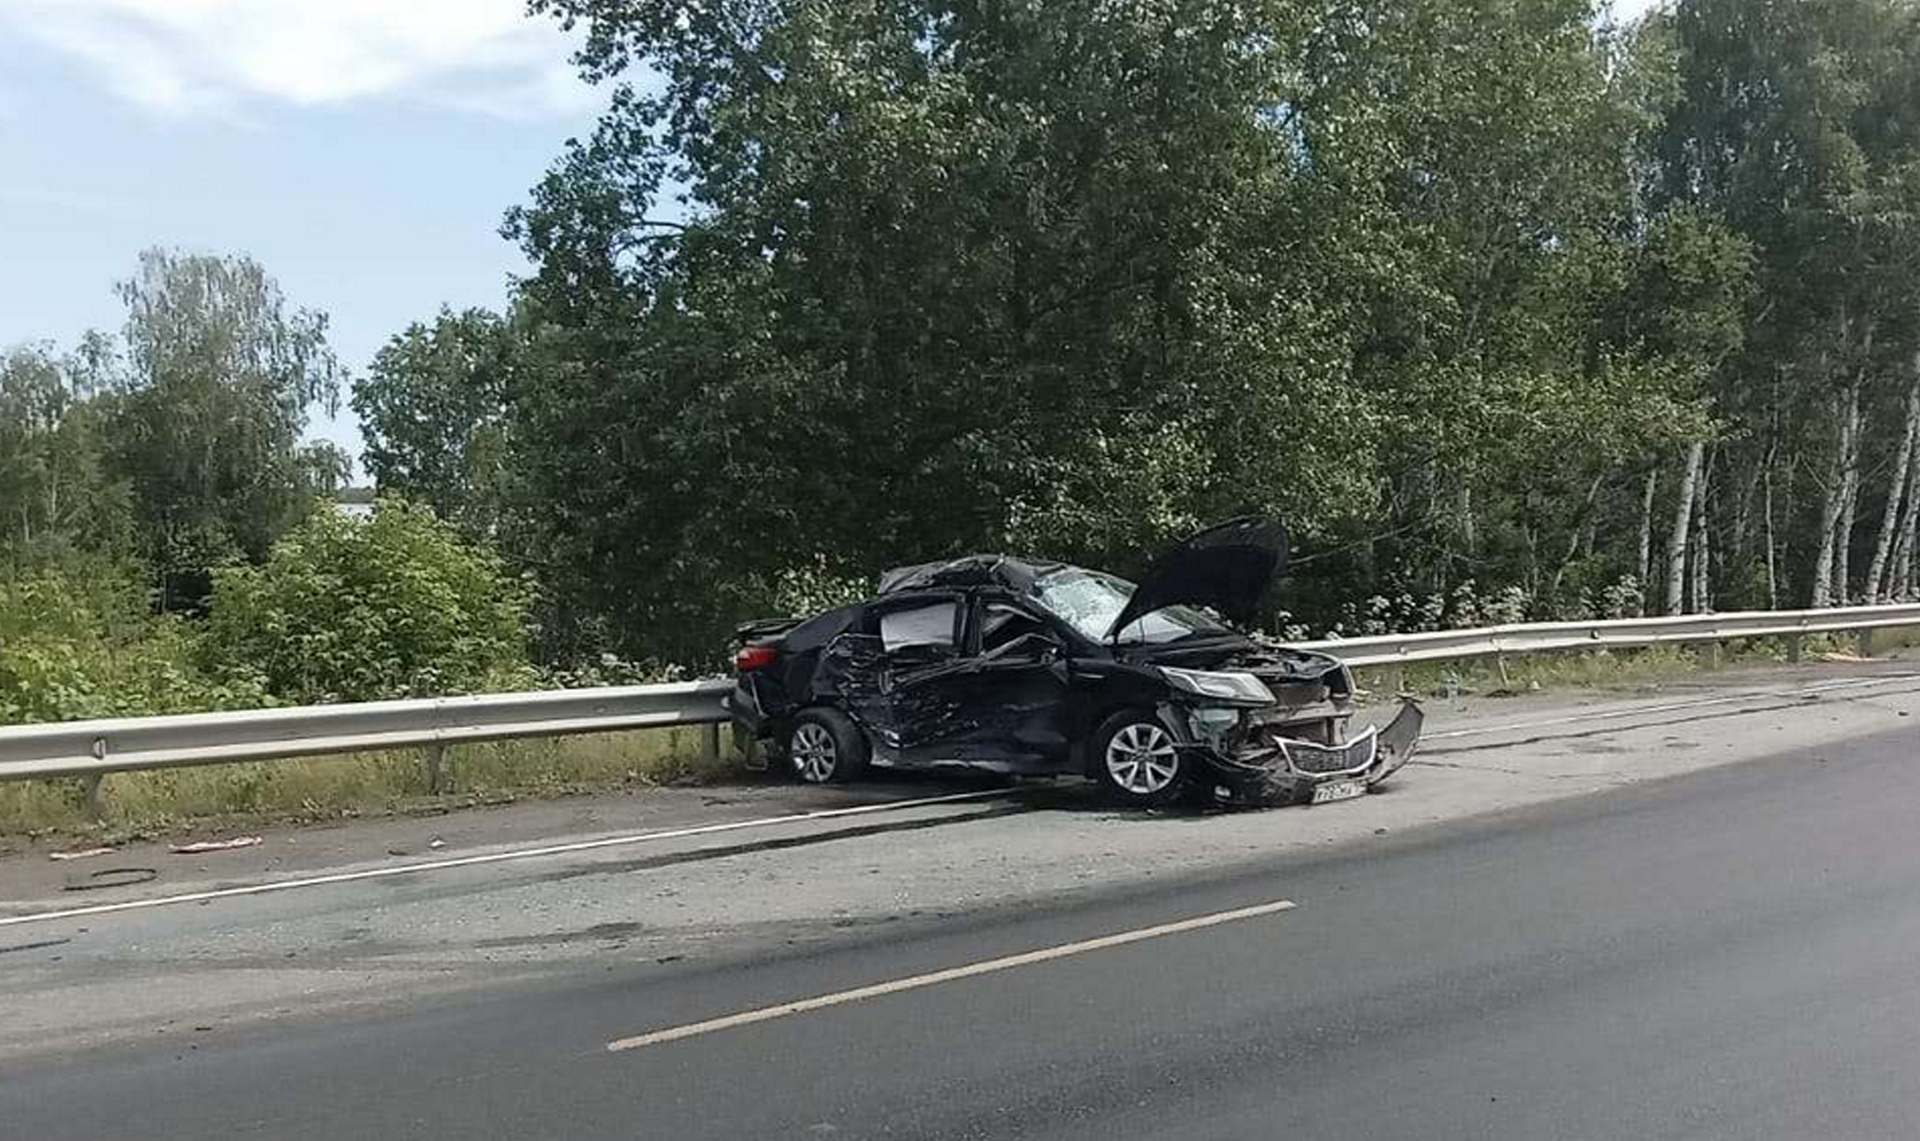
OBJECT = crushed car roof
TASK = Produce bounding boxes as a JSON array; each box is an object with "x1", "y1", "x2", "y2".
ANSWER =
[
  {"x1": 875, "y1": 555, "x2": 1071, "y2": 596},
  {"x1": 875, "y1": 516, "x2": 1287, "y2": 640}
]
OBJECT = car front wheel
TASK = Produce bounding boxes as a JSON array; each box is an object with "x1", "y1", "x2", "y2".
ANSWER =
[
  {"x1": 786, "y1": 708, "x2": 870, "y2": 784},
  {"x1": 1092, "y1": 711, "x2": 1185, "y2": 807}
]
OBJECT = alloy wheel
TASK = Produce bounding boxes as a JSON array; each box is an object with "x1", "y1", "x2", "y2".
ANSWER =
[
  {"x1": 1105, "y1": 722, "x2": 1178, "y2": 795},
  {"x1": 791, "y1": 722, "x2": 837, "y2": 782}
]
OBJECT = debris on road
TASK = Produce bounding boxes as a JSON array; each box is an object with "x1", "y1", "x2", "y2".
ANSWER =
[
  {"x1": 62, "y1": 867, "x2": 158, "y2": 891},
  {"x1": 48, "y1": 846, "x2": 117, "y2": 862},
  {"x1": 169, "y1": 836, "x2": 262, "y2": 854}
]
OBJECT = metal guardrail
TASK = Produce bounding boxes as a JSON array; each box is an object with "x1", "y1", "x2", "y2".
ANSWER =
[
  {"x1": 3, "y1": 602, "x2": 1918, "y2": 791},
  {"x1": 1292, "y1": 602, "x2": 1920, "y2": 668},
  {"x1": 0, "y1": 681, "x2": 732, "y2": 786}
]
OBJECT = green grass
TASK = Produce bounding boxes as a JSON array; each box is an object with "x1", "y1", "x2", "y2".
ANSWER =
[
  {"x1": 1863, "y1": 623, "x2": 1920, "y2": 653},
  {"x1": 0, "y1": 726, "x2": 728, "y2": 842}
]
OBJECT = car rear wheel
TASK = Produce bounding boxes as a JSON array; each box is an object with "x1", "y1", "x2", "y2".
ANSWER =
[
  {"x1": 1092, "y1": 711, "x2": 1184, "y2": 807},
  {"x1": 786, "y1": 708, "x2": 870, "y2": 784}
]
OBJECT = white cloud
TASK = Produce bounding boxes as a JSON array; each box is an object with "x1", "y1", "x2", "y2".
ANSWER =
[{"x1": 0, "y1": 0, "x2": 598, "y2": 119}]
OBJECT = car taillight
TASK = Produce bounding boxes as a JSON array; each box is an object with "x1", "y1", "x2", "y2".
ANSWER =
[{"x1": 734, "y1": 643, "x2": 778, "y2": 672}]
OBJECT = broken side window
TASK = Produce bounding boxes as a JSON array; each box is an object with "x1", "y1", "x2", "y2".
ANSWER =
[
  {"x1": 879, "y1": 601, "x2": 958, "y2": 652},
  {"x1": 980, "y1": 602, "x2": 1049, "y2": 654}
]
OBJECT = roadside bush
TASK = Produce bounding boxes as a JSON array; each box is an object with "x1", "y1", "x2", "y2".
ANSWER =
[
  {"x1": 534, "y1": 654, "x2": 687, "y2": 688},
  {"x1": 0, "y1": 559, "x2": 262, "y2": 724},
  {"x1": 203, "y1": 499, "x2": 530, "y2": 703},
  {"x1": 1325, "y1": 574, "x2": 1650, "y2": 639}
]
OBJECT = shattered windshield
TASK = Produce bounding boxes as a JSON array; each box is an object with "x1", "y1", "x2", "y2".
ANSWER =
[{"x1": 1031, "y1": 568, "x2": 1230, "y2": 644}]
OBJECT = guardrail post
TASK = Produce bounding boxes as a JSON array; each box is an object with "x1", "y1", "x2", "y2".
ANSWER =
[
  {"x1": 1691, "y1": 640, "x2": 1722, "y2": 669},
  {"x1": 425, "y1": 743, "x2": 450, "y2": 795},
  {"x1": 82, "y1": 773, "x2": 107, "y2": 821},
  {"x1": 702, "y1": 723, "x2": 723, "y2": 763},
  {"x1": 1788, "y1": 633, "x2": 1804, "y2": 663},
  {"x1": 1857, "y1": 627, "x2": 1876, "y2": 658},
  {"x1": 1383, "y1": 664, "x2": 1407, "y2": 698}
]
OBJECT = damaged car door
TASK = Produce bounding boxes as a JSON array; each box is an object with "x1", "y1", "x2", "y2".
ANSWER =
[
  {"x1": 856, "y1": 594, "x2": 970, "y2": 761},
  {"x1": 943, "y1": 598, "x2": 1074, "y2": 768},
  {"x1": 877, "y1": 595, "x2": 1074, "y2": 769}
]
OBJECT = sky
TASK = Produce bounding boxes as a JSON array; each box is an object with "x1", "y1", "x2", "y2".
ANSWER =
[
  {"x1": 0, "y1": 0, "x2": 605, "y2": 468},
  {"x1": 1, "y1": 0, "x2": 1661, "y2": 474}
]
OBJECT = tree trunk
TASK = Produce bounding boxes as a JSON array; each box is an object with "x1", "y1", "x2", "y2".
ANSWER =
[
  {"x1": 1689, "y1": 451, "x2": 1712, "y2": 613},
  {"x1": 1524, "y1": 525, "x2": 1539, "y2": 600},
  {"x1": 1763, "y1": 465, "x2": 1779, "y2": 609},
  {"x1": 1637, "y1": 467, "x2": 1658, "y2": 604},
  {"x1": 1811, "y1": 383, "x2": 1861, "y2": 608},
  {"x1": 1867, "y1": 379, "x2": 1920, "y2": 600},
  {"x1": 1783, "y1": 452, "x2": 1801, "y2": 604},
  {"x1": 1837, "y1": 483, "x2": 1857, "y2": 605},
  {"x1": 1835, "y1": 386, "x2": 1863, "y2": 605},
  {"x1": 1893, "y1": 467, "x2": 1917, "y2": 600},
  {"x1": 43, "y1": 455, "x2": 59, "y2": 540},
  {"x1": 1728, "y1": 455, "x2": 1756, "y2": 572},
  {"x1": 1667, "y1": 442, "x2": 1703, "y2": 614},
  {"x1": 1741, "y1": 437, "x2": 1777, "y2": 609},
  {"x1": 1895, "y1": 437, "x2": 1920, "y2": 599},
  {"x1": 1549, "y1": 472, "x2": 1606, "y2": 599},
  {"x1": 1457, "y1": 485, "x2": 1475, "y2": 558}
]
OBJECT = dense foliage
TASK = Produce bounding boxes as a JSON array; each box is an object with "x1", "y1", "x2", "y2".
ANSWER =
[
  {"x1": 0, "y1": 255, "x2": 526, "y2": 724},
  {"x1": 481, "y1": 0, "x2": 1784, "y2": 660},
  {"x1": 0, "y1": 559, "x2": 267, "y2": 724},
  {"x1": 353, "y1": 308, "x2": 516, "y2": 540},
  {"x1": 1, "y1": 250, "x2": 346, "y2": 603},
  {"x1": 12, "y1": 0, "x2": 1920, "y2": 717},
  {"x1": 203, "y1": 502, "x2": 530, "y2": 703}
]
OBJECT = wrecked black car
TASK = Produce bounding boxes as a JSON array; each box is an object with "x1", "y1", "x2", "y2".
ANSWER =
[{"x1": 729, "y1": 517, "x2": 1422, "y2": 807}]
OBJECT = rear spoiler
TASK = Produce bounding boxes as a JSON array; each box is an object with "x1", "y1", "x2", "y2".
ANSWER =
[{"x1": 734, "y1": 616, "x2": 805, "y2": 644}]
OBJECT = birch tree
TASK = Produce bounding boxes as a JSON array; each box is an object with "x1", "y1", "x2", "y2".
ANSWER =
[{"x1": 1866, "y1": 379, "x2": 1920, "y2": 599}]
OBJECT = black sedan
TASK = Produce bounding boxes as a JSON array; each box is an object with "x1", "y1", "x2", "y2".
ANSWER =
[{"x1": 729, "y1": 517, "x2": 1421, "y2": 807}]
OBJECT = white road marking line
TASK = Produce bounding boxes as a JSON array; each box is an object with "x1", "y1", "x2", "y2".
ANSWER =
[
  {"x1": 605, "y1": 898, "x2": 1298, "y2": 1052},
  {"x1": 1423, "y1": 674, "x2": 1920, "y2": 743},
  {"x1": 0, "y1": 789, "x2": 1017, "y2": 929}
]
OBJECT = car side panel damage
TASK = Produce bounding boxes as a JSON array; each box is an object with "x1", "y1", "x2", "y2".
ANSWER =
[{"x1": 730, "y1": 515, "x2": 1424, "y2": 807}]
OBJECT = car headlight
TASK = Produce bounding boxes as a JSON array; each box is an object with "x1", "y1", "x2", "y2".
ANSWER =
[{"x1": 1159, "y1": 666, "x2": 1275, "y2": 706}]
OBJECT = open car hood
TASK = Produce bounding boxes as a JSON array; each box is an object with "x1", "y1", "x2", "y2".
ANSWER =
[{"x1": 1105, "y1": 515, "x2": 1288, "y2": 641}]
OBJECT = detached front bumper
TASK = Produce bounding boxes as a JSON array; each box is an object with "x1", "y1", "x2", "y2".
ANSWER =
[{"x1": 1199, "y1": 700, "x2": 1424, "y2": 807}]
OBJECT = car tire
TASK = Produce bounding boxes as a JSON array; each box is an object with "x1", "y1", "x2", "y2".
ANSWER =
[
  {"x1": 1091, "y1": 709, "x2": 1186, "y2": 807},
  {"x1": 786, "y1": 708, "x2": 870, "y2": 784}
]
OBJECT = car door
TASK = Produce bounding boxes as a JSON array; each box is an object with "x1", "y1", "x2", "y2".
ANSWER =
[
  {"x1": 889, "y1": 595, "x2": 1073, "y2": 769},
  {"x1": 963, "y1": 597, "x2": 1075, "y2": 765},
  {"x1": 855, "y1": 594, "x2": 970, "y2": 759}
]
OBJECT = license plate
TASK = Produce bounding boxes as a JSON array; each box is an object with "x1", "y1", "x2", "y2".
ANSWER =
[{"x1": 1310, "y1": 779, "x2": 1366, "y2": 805}]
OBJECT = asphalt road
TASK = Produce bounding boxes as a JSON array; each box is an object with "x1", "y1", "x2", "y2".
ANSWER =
[{"x1": 4, "y1": 715, "x2": 1917, "y2": 1140}]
